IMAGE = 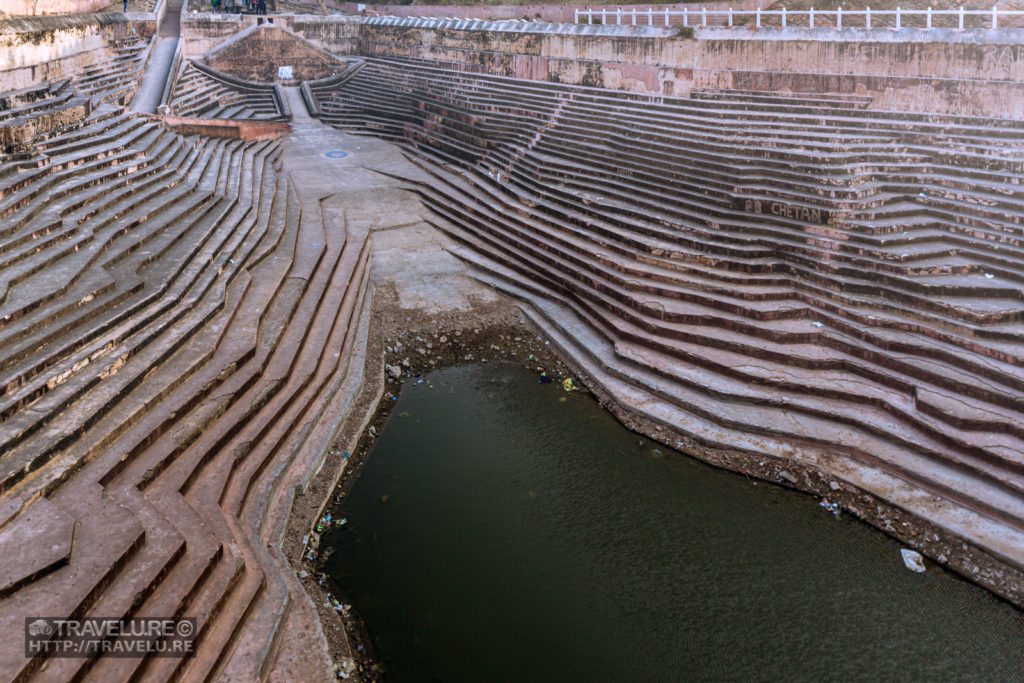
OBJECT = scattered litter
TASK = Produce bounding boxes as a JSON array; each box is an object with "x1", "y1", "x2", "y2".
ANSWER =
[
  {"x1": 343, "y1": 451, "x2": 350, "y2": 458},
  {"x1": 811, "y1": 322, "x2": 824, "y2": 328},
  {"x1": 335, "y1": 517, "x2": 347, "y2": 527},
  {"x1": 985, "y1": 273, "x2": 995, "y2": 279},
  {"x1": 562, "y1": 377, "x2": 574, "y2": 392},
  {"x1": 819, "y1": 499, "x2": 841, "y2": 516},
  {"x1": 901, "y1": 548, "x2": 926, "y2": 573},
  {"x1": 538, "y1": 376, "x2": 552, "y2": 384}
]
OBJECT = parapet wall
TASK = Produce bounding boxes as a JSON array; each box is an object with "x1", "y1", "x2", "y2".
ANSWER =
[
  {"x1": 329, "y1": 1, "x2": 760, "y2": 25},
  {"x1": 0, "y1": 14, "x2": 154, "y2": 91}
]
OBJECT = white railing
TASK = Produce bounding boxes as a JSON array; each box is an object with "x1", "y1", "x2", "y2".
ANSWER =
[{"x1": 574, "y1": 5, "x2": 1024, "y2": 30}]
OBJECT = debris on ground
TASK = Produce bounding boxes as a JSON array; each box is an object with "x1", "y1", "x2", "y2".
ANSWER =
[
  {"x1": 901, "y1": 548, "x2": 927, "y2": 572},
  {"x1": 819, "y1": 499, "x2": 841, "y2": 516}
]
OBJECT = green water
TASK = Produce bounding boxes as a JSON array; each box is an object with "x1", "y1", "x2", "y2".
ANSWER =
[{"x1": 324, "y1": 363, "x2": 1024, "y2": 681}]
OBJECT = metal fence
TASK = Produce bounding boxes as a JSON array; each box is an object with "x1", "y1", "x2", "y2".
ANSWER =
[{"x1": 574, "y1": 5, "x2": 1024, "y2": 29}]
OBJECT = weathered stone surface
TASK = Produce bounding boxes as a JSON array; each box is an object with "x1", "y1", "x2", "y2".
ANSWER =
[
  {"x1": 4, "y1": 10, "x2": 1024, "y2": 682},
  {"x1": 0, "y1": 14, "x2": 153, "y2": 92},
  {"x1": 353, "y1": 17, "x2": 1024, "y2": 117},
  {"x1": 0, "y1": 498, "x2": 74, "y2": 599},
  {"x1": 2, "y1": 0, "x2": 111, "y2": 18},
  {"x1": 202, "y1": 23, "x2": 348, "y2": 82},
  {"x1": 309, "y1": 55, "x2": 1024, "y2": 611}
]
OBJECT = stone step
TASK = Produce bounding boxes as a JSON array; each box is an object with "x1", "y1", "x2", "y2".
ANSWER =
[
  {"x1": 436, "y1": 230, "x2": 1024, "y2": 530},
  {"x1": 170, "y1": 63, "x2": 288, "y2": 122},
  {"x1": 414, "y1": 155, "x2": 1024, "y2": 398},
  {"x1": 0, "y1": 486, "x2": 144, "y2": 680},
  {"x1": 0, "y1": 139, "x2": 270, "y2": 495},
  {"x1": 0, "y1": 497, "x2": 74, "y2": 597},
  {"x1": 450, "y1": 245, "x2": 1024, "y2": 584},
  {"x1": 406, "y1": 163, "x2": 1024, "y2": 500}
]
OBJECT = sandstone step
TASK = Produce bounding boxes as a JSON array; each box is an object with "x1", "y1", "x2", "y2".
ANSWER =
[
  {"x1": 0, "y1": 497, "x2": 74, "y2": 598},
  {"x1": 405, "y1": 159, "x2": 1024, "y2": 500}
]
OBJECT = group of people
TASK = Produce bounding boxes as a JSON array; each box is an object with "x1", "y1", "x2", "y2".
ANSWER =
[{"x1": 209, "y1": 0, "x2": 268, "y2": 14}]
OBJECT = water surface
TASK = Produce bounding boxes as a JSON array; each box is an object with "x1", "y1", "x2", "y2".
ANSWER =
[{"x1": 325, "y1": 363, "x2": 1024, "y2": 681}]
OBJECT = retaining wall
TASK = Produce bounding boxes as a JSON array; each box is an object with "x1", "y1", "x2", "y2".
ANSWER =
[
  {"x1": 181, "y1": 13, "x2": 360, "y2": 56},
  {"x1": 200, "y1": 23, "x2": 349, "y2": 80},
  {"x1": 177, "y1": 13, "x2": 1024, "y2": 117},
  {"x1": 356, "y1": 18, "x2": 1024, "y2": 117}
]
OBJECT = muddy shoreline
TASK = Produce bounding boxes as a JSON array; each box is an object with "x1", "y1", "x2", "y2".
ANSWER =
[
  {"x1": 281, "y1": 284, "x2": 573, "y2": 680},
  {"x1": 283, "y1": 282, "x2": 1024, "y2": 681}
]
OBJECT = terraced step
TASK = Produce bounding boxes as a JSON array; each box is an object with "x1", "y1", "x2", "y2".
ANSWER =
[
  {"x1": 308, "y1": 57, "x2": 1024, "y2": 599},
  {"x1": 169, "y1": 61, "x2": 289, "y2": 122}
]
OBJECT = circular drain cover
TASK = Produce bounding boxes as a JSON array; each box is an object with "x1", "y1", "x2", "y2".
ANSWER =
[{"x1": 325, "y1": 151, "x2": 349, "y2": 159}]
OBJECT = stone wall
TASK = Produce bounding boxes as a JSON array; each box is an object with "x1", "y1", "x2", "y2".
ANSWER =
[
  {"x1": 202, "y1": 24, "x2": 348, "y2": 81},
  {"x1": 1, "y1": 0, "x2": 111, "y2": 17},
  {"x1": 356, "y1": 18, "x2": 1024, "y2": 118},
  {"x1": 0, "y1": 96, "x2": 91, "y2": 150},
  {"x1": 180, "y1": 13, "x2": 1024, "y2": 118},
  {"x1": 181, "y1": 14, "x2": 359, "y2": 57},
  {"x1": 329, "y1": 1, "x2": 761, "y2": 26},
  {"x1": 0, "y1": 14, "x2": 154, "y2": 91},
  {"x1": 155, "y1": 114, "x2": 290, "y2": 139}
]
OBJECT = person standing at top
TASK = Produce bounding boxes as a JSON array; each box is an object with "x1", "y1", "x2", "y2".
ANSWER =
[{"x1": 123, "y1": 0, "x2": 128, "y2": 11}]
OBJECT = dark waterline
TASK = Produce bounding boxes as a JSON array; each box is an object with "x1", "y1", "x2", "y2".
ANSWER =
[{"x1": 324, "y1": 363, "x2": 1024, "y2": 681}]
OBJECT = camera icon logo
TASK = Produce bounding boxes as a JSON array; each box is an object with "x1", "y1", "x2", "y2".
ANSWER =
[{"x1": 27, "y1": 620, "x2": 53, "y2": 637}]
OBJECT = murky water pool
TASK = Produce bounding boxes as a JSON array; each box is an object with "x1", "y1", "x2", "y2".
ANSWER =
[{"x1": 324, "y1": 363, "x2": 1024, "y2": 681}]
